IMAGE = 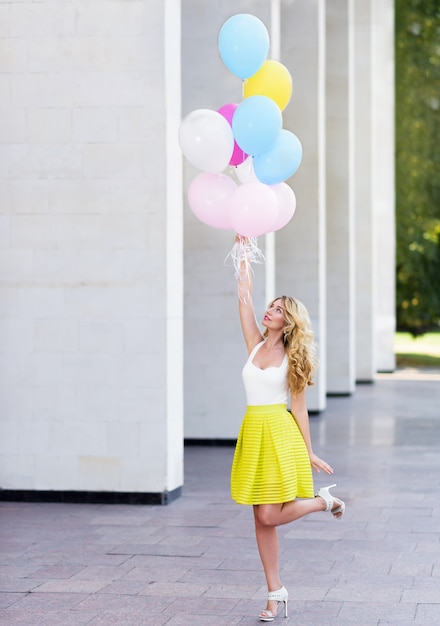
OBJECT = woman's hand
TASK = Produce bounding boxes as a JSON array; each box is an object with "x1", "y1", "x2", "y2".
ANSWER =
[
  {"x1": 310, "y1": 452, "x2": 334, "y2": 475},
  {"x1": 235, "y1": 233, "x2": 248, "y2": 244}
]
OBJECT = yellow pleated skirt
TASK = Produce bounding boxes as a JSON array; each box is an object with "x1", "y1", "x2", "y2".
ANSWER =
[{"x1": 230, "y1": 404, "x2": 315, "y2": 505}]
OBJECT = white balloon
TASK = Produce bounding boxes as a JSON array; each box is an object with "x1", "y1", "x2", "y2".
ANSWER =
[
  {"x1": 179, "y1": 109, "x2": 234, "y2": 173},
  {"x1": 234, "y1": 156, "x2": 259, "y2": 184}
]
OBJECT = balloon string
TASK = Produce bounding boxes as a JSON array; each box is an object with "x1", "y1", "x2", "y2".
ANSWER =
[{"x1": 224, "y1": 235, "x2": 265, "y2": 302}]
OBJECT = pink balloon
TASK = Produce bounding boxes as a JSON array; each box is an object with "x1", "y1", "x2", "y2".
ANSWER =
[
  {"x1": 217, "y1": 102, "x2": 237, "y2": 125},
  {"x1": 217, "y1": 103, "x2": 248, "y2": 166},
  {"x1": 269, "y1": 183, "x2": 296, "y2": 231},
  {"x1": 188, "y1": 173, "x2": 237, "y2": 229},
  {"x1": 229, "y1": 182, "x2": 278, "y2": 237}
]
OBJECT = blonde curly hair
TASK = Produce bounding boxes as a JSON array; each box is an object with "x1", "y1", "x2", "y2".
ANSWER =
[{"x1": 263, "y1": 295, "x2": 318, "y2": 396}]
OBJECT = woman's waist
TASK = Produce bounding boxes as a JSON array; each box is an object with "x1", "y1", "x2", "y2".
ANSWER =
[
  {"x1": 245, "y1": 393, "x2": 288, "y2": 405},
  {"x1": 245, "y1": 403, "x2": 288, "y2": 415}
]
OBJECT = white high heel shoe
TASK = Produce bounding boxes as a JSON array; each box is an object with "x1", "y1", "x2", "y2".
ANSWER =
[
  {"x1": 258, "y1": 585, "x2": 288, "y2": 622},
  {"x1": 316, "y1": 483, "x2": 345, "y2": 518}
]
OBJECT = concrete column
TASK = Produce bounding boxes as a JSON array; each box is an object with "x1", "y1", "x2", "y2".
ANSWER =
[
  {"x1": 353, "y1": 0, "x2": 375, "y2": 382},
  {"x1": 0, "y1": 0, "x2": 183, "y2": 503},
  {"x1": 279, "y1": 0, "x2": 327, "y2": 411},
  {"x1": 264, "y1": 0, "x2": 281, "y2": 305},
  {"x1": 372, "y1": 0, "x2": 396, "y2": 371},
  {"x1": 182, "y1": 1, "x2": 271, "y2": 439},
  {"x1": 325, "y1": 0, "x2": 356, "y2": 395},
  {"x1": 165, "y1": 0, "x2": 184, "y2": 498}
]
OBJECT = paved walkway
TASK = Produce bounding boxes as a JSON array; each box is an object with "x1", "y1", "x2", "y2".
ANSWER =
[{"x1": 1, "y1": 369, "x2": 440, "y2": 625}]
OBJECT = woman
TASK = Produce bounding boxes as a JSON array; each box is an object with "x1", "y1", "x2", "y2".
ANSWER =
[{"x1": 230, "y1": 238, "x2": 345, "y2": 622}]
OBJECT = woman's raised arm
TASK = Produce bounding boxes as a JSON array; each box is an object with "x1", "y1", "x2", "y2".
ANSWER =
[{"x1": 236, "y1": 236, "x2": 264, "y2": 353}]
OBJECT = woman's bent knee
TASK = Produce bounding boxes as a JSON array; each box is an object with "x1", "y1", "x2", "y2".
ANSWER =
[{"x1": 256, "y1": 505, "x2": 281, "y2": 527}]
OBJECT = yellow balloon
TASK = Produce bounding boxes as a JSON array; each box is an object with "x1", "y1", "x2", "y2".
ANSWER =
[{"x1": 243, "y1": 60, "x2": 293, "y2": 111}]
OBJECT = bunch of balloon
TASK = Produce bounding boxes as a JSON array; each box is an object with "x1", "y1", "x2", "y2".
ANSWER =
[{"x1": 178, "y1": 13, "x2": 302, "y2": 239}]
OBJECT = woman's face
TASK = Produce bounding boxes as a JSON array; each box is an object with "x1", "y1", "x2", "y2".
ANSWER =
[{"x1": 262, "y1": 298, "x2": 286, "y2": 331}]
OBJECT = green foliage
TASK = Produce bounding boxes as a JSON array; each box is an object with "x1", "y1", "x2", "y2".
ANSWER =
[
  {"x1": 395, "y1": 331, "x2": 440, "y2": 367},
  {"x1": 395, "y1": 0, "x2": 440, "y2": 335}
]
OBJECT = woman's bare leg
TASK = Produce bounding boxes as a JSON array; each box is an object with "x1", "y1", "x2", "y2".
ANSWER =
[
  {"x1": 259, "y1": 496, "x2": 327, "y2": 528},
  {"x1": 254, "y1": 506, "x2": 282, "y2": 590},
  {"x1": 254, "y1": 497, "x2": 329, "y2": 617},
  {"x1": 254, "y1": 506, "x2": 282, "y2": 618}
]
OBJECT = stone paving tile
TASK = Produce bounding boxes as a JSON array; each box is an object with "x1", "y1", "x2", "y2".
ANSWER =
[
  {"x1": 219, "y1": 556, "x2": 271, "y2": 572},
  {"x1": 278, "y1": 585, "x2": 329, "y2": 601},
  {"x1": 197, "y1": 535, "x2": 258, "y2": 550},
  {"x1": 401, "y1": 588, "x2": 440, "y2": 603},
  {"x1": 0, "y1": 548, "x2": 28, "y2": 564},
  {"x1": 0, "y1": 564, "x2": 46, "y2": 579},
  {"x1": 20, "y1": 544, "x2": 130, "y2": 567},
  {"x1": 415, "y1": 540, "x2": 440, "y2": 554},
  {"x1": 138, "y1": 581, "x2": 210, "y2": 597},
  {"x1": 275, "y1": 572, "x2": 341, "y2": 590},
  {"x1": 108, "y1": 543, "x2": 205, "y2": 557},
  {"x1": 53, "y1": 553, "x2": 132, "y2": 568},
  {"x1": 338, "y1": 601, "x2": 417, "y2": 624},
  {"x1": 0, "y1": 609, "x2": 99, "y2": 625},
  {"x1": 75, "y1": 592, "x2": 172, "y2": 613},
  {"x1": 165, "y1": 595, "x2": 239, "y2": 615},
  {"x1": 412, "y1": 575, "x2": 439, "y2": 588},
  {"x1": 274, "y1": 600, "x2": 343, "y2": 625},
  {"x1": 390, "y1": 560, "x2": 433, "y2": 577},
  {"x1": 92, "y1": 528, "x2": 162, "y2": 544},
  {"x1": 237, "y1": 617, "x2": 297, "y2": 626},
  {"x1": 70, "y1": 564, "x2": 134, "y2": 580},
  {"x1": 155, "y1": 535, "x2": 205, "y2": 547},
  {"x1": 0, "y1": 592, "x2": 27, "y2": 609},
  {"x1": 330, "y1": 556, "x2": 394, "y2": 576},
  {"x1": 414, "y1": 603, "x2": 440, "y2": 623},
  {"x1": 33, "y1": 578, "x2": 110, "y2": 593},
  {"x1": 201, "y1": 583, "x2": 261, "y2": 599},
  {"x1": 282, "y1": 558, "x2": 335, "y2": 575},
  {"x1": 0, "y1": 578, "x2": 43, "y2": 592},
  {"x1": 326, "y1": 582, "x2": 403, "y2": 603},
  {"x1": 88, "y1": 514, "x2": 153, "y2": 526},
  {"x1": 378, "y1": 622, "x2": 421, "y2": 626},
  {"x1": 164, "y1": 616, "x2": 242, "y2": 626},
  {"x1": 97, "y1": 579, "x2": 148, "y2": 595},
  {"x1": 123, "y1": 554, "x2": 223, "y2": 569},
  {"x1": 178, "y1": 566, "x2": 263, "y2": 585},
  {"x1": 121, "y1": 566, "x2": 190, "y2": 583},
  {"x1": 152, "y1": 524, "x2": 232, "y2": 538},
  {"x1": 87, "y1": 612, "x2": 171, "y2": 626},
  {"x1": 7, "y1": 591, "x2": 89, "y2": 611},
  {"x1": 30, "y1": 564, "x2": 85, "y2": 579},
  {"x1": 151, "y1": 514, "x2": 235, "y2": 527}
]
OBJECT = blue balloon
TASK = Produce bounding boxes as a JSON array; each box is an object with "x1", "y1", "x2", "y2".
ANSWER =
[
  {"x1": 253, "y1": 130, "x2": 303, "y2": 185},
  {"x1": 218, "y1": 14, "x2": 270, "y2": 79},
  {"x1": 232, "y1": 96, "x2": 282, "y2": 157}
]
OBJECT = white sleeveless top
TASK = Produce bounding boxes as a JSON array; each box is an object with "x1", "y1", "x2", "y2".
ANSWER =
[{"x1": 242, "y1": 340, "x2": 288, "y2": 406}]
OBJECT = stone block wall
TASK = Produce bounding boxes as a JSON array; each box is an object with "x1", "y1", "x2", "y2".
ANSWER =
[{"x1": 0, "y1": 0, "x2": 183, "y2": 496}]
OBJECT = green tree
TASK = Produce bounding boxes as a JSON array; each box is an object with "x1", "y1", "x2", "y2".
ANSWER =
[{"x1": 395, "y1": 0, "x2": 440, "y2": 334}]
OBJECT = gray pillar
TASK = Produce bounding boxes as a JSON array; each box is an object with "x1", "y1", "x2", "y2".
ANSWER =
[
  {"x1": 354, "y1": 0, "x2": 375, "y2": 382},
  {"x1": 279, "y1": 0, "x2": 327, "y2": 411},
  {"x1": 0, "y1": 0, "x2": 184, "y2": 500},
  {"x1": 182, "y1": 1, "x2": 271, "y2": 438},
  {"x1": 164, "y1": 0, "x2": 185, "y2": 497},
  {"x1": 325, "y1": 0, "x2": 356, "y2": 395},
  {"x1": 372, "y1": 0, "x2": 396, "y2": 372}
]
